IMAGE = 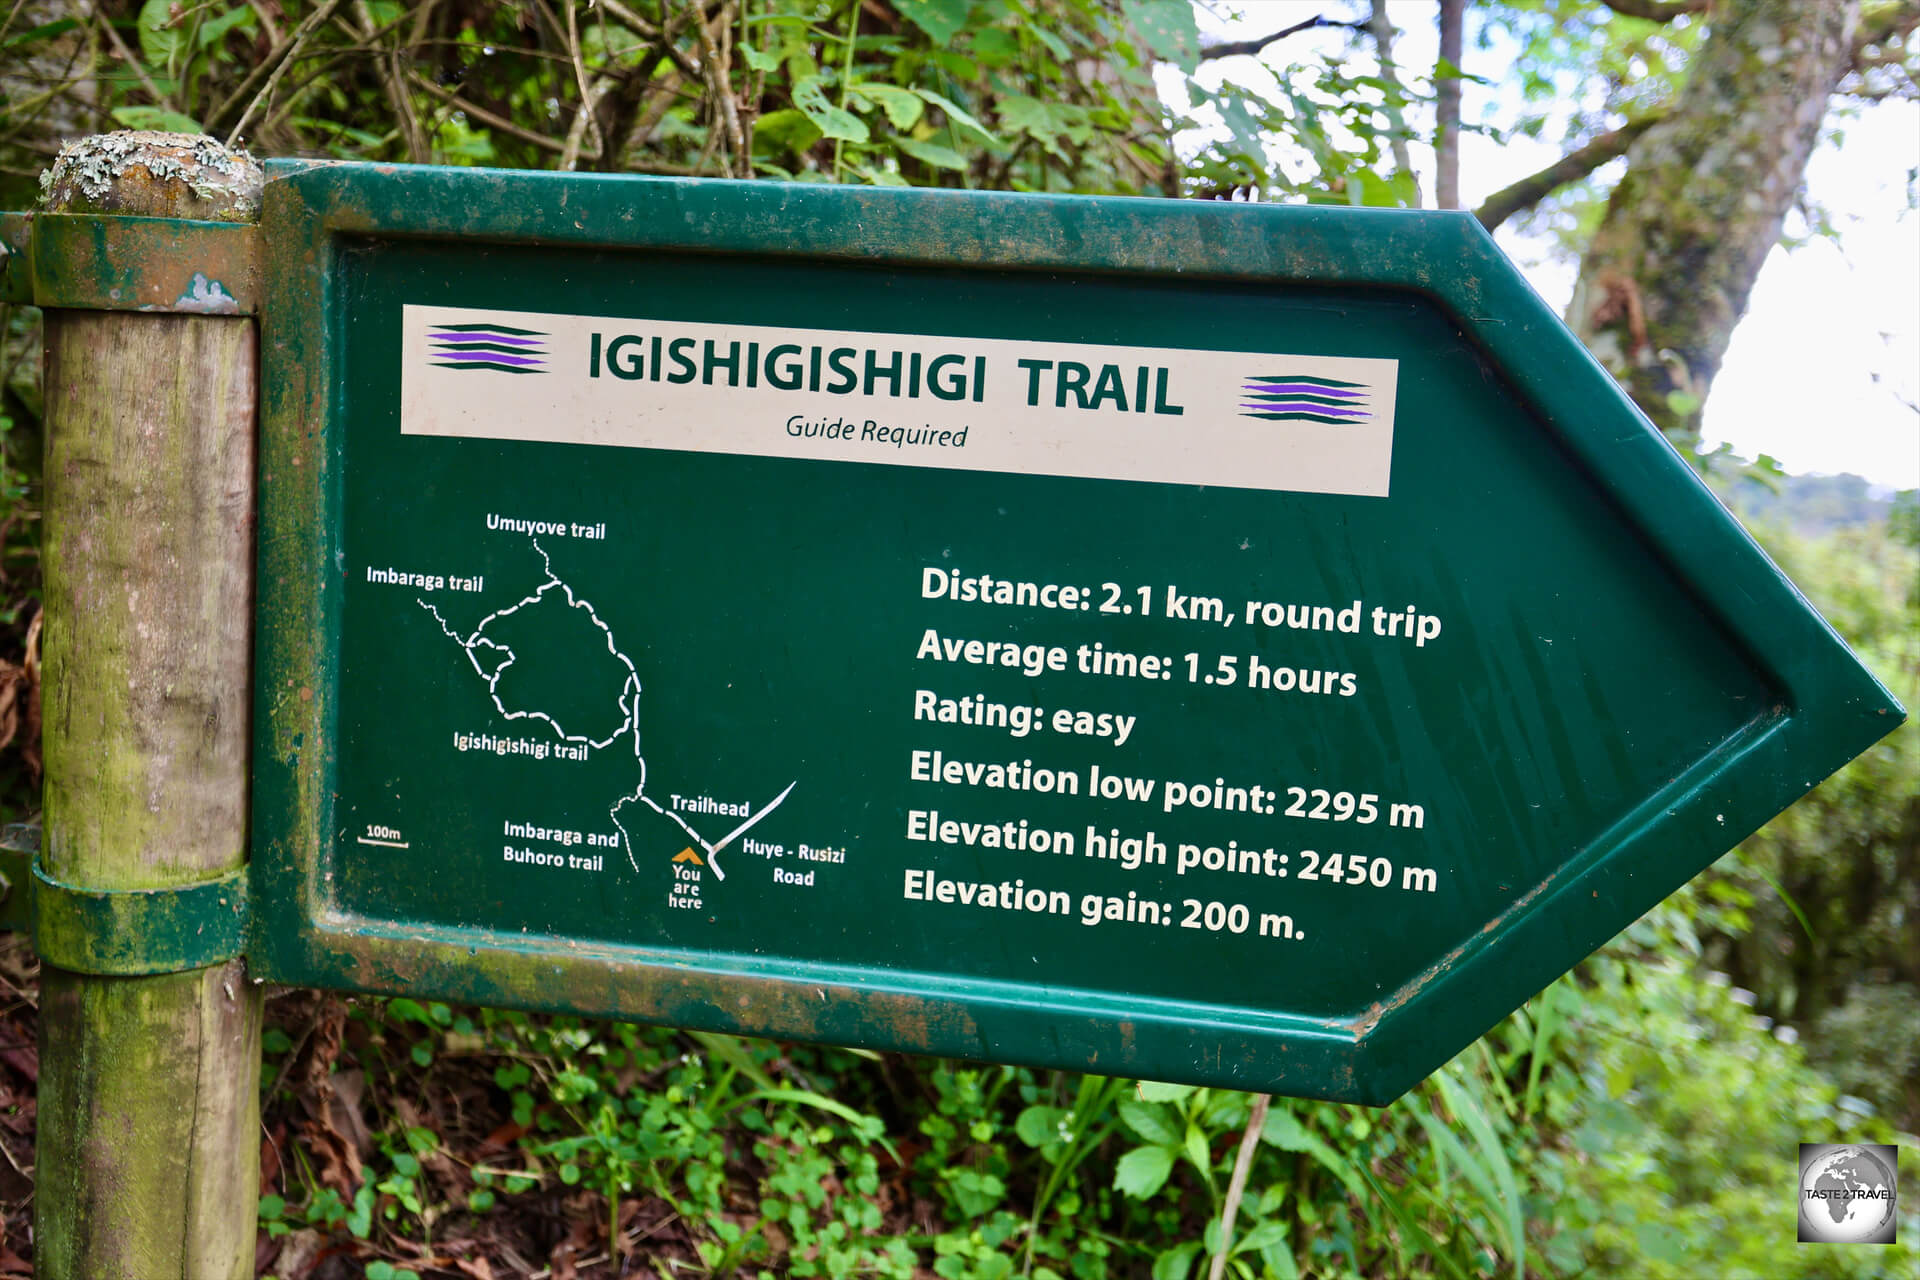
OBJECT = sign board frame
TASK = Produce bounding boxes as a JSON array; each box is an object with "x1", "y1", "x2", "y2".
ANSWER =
[{"x1": 250, "y1": 160, "x2": 1901, "y2": 1104}]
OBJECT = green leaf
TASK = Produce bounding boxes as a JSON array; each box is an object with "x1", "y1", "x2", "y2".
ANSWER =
[
  {"x1": 1635, "y1": 1221, "x2": 1689, "y2": 1264},
  {"x1": 1355, "y1": 1164, "x2": 1471, "y2": 1280},
  {"x1": 752, "y1": 109, "x2": 824, "y2": 157},
  {"x1": 1135, "y1": 1080, "x2": 1196, "y2": 1104},
  {"x1": 1433, "y1": 1069, "x2": 1525, "y2": 1279},
  {"x1": 1113, "y1": 1144, "x2": 1175, "y2": 1198},
  {"x1": 258, "y1": 1193, "x2": 286, "y2": 1221},
  {"x1": 998, "y1": 95, "x2": 1071, "y2": 159},
  {"x1": 1182, "y1": 1124, "x2": 1210, "y2": 1171},
  {"x1": 1151, "y1": 1240, "x2": 1203, "y2": 1280},
  {"x1": 1234, "y1": 1220, "x2": 1288, "y2": 1253},
  {"x1": 914, "y1": 89, "x2": 998, "y2": 144},
  {"x1": 1121, "y1": 0, "x2": 1199, "y2": 72},
  {"x1": 1015, "y1": 1104, "x2": 1064, "y2": 1147},
  {"x1": 137, "y1": 0, "x2": 186, "y2": 71},
  {"x1": 849, "y1": 83, "x2": 924, "y2": 130},
  {"x1": 1260, "y1": 1107, "x2": 1367, "y2": 1201},
  {"x1": 2, "y1": 18, "x2": 80, "y2": 51},
  {"x1": 856, "y1": 161, "x2": 913, "y2": 186},
  {"x1": 791, "y1": 75, "x2": 869, "y2": 143},
  {"x1": 742, "y1": 45, "x2": 780, "y2": 72},
  {"x1": 196, "y1": 6, "x2": 255, "y2": 49},
  {"x1": 111, "y1": 106, "x2": 205, "y2": 135},
  {"x1": 970, "y1": 28, "x2": 1017, "y2": 67},
  {"x1": 1028, "y1": 24, "x2": 1070, "y2": 62},
  {"x1": 729, "y1": 1087, "x2": 896, "y2": 1159},
  {"x1": 346, "y1": 1185, "x2": 374, "y2": 1238},
  {"x1": 896, "y1": 0, "x2": 971, "y2": 44},
  {"x1": 1117, "y1": 1100, "x2": 1180, "y2": 1147},
  {"x1": 894, "y1": 136, "x2": 969, "y2": 170},
  {"x1": 687, "y1": 1030, "x2": 780, "y2": 1091}
]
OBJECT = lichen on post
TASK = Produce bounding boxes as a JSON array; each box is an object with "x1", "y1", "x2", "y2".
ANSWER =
[{"x1": 35, "y1": 131, "x2": 264, "y2": 1280}]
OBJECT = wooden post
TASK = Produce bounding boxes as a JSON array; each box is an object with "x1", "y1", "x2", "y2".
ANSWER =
[{"x1": 34, "y1": 133, "x2": 263, "y2": 1279}]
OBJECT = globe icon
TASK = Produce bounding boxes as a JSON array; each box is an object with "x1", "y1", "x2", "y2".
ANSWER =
[{"x1": 1799, "y1": 1145, "x2": 1898, "y2": 1243}]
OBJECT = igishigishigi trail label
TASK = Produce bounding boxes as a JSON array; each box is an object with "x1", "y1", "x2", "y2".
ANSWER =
[
  {"x1": 400, "y1": 306, "x2": 1399, "y2": 496},
  {"x1": 251, "y1": 163, "x2": 1904, "y2": 1105}
]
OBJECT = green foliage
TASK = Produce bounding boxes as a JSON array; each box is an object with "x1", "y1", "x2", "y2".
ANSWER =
[
  {"x1": 0, "y1": 1, "x2": 1443, "y2": 207},
  {"x1": 1698, "y1": 516, "x2": 1920, "y2": 1128},
  {"x1": 1538, "y1": 940, "x2": 1916, "y2": 1278},
  {"x1": 1718, "y1": 469, "x2": 1905, "y2": 538},
  {"x1": 253, "y1": 986, "x2": 1611, "y2": 1276}
]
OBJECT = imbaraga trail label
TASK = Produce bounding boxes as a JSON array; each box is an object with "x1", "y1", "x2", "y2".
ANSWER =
[{"x1": 256, "y1": 165, "x2": 1901, "y2": 1104}]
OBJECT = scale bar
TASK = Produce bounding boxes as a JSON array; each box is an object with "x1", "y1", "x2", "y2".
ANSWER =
[{"x1": 356, "y1": 837, "x2": 410, "y2": 848}]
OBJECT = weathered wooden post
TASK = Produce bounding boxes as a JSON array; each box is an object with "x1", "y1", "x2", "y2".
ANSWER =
[{"x1": 33, "y1": 133, "x2": 262, "y2": 1277}]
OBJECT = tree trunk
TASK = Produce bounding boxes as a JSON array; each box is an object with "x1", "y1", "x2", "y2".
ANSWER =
[
  {"x1": 34, "y1": 132, "x2": 264, "y2": 1280},
  {"x1": 1567, "y1": 0, "x2": 1860, "y2": 447},
  {"x1": 1366, "y1": 2, "x2": 1422, "y2": 206},
  {"x1": 1434, "y1": 0, "x2": 1464, "y2": 209}
]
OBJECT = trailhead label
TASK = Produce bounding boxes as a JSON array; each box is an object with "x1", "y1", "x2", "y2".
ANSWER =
[{"x1": 400, "y1": 305, "x2": 1399, "y2": 497}]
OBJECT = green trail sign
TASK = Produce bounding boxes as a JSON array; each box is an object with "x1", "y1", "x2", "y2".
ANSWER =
[{"x1": 248, "y1": 162, "x2": 1902, "y2": 1104}]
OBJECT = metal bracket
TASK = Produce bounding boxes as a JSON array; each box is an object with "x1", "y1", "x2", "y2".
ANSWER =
[
  {"x1": 0, "y1": 211, "x2": 260, "y2": 314},
  {"x1": 31, "y1": 858, "x2": 250, "y2": 976}
]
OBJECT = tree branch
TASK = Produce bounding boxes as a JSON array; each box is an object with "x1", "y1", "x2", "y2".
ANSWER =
[
  {"x1": 1474, "y1": 116, "x2": 1663, "y2": 229},
  {"x1": 1597, "y1": 0, "x2": 1710, "y2": 19},
  {"x1": 1199, "y1": 15, "x2": 1365, "y2": 61},
  {"x1": 410, "y1": 73, "x2": 599, "y2": 159},
  {"x1": 213, "y1": 0, "x2": 350, "y2": 138},
  {"x1": 95, "y1": 6, "x2": 180, "y2": 116},
  {"x1": 1207, "y1": 1095, "x2": 1271, "y2": 1280},
  {"x1": 1367, "y1": 1, "x2": 1421, "y2": 206},
  {"x1": 355, "y1": 0, "x2": 426, "y2": 160}
]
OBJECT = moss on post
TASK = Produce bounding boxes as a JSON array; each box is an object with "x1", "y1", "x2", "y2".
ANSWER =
[{"x1": 34, "y1": 132, "x2": 264, "y2": 1280}]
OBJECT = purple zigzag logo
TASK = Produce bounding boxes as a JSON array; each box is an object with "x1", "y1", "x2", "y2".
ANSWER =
[
  {"x1": 1239, "y1": 374, "x2": 1371, "y2": 423},
  {"x1": 429, "y1": 321, "x2": 548, "y2": 374}
]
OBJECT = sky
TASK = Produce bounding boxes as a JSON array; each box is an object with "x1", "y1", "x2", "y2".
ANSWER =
[{"x1": 1178, "y1": 3, "x2": 1920, "y2": 491}]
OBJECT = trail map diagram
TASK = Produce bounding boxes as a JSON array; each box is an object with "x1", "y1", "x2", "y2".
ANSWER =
[{"x1": 418, "y1": 534, "x2": 793, "y2": 881}]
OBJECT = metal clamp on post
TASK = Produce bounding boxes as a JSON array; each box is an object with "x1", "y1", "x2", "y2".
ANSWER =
[
  {"x1": 0, "y1": 211, "x2": 260, "y2": 314},
  {"x1": 30, "y1": 859, "x2": 249, "y2": 976}
]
